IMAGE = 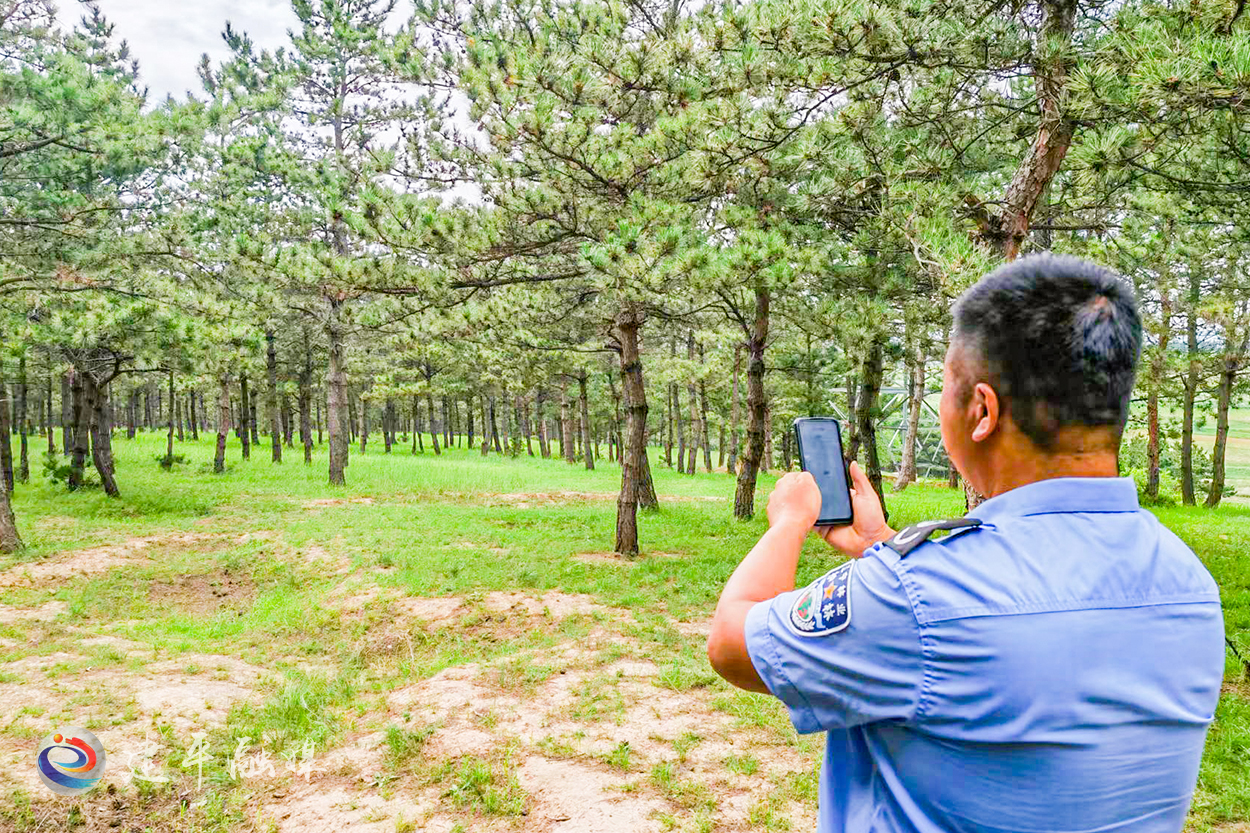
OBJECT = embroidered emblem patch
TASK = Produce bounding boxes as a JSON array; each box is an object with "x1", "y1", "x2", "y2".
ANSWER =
[{"x1": 788, "y1": 561, "x2": 854, "y2": 637}]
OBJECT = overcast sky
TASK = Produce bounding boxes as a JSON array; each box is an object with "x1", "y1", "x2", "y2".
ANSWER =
[{"x1": 57, "y1": 0, "x2": 301, "y2": 103}]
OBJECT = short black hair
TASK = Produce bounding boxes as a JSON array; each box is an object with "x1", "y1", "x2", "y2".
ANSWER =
[{"x1": 951, "y1": 253, "x2": 1142, "y2": 451}]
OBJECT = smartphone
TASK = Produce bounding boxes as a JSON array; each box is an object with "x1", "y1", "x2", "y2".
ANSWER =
[{"x1": 793, "y1": 418, "x2": 854, "y2": 526}]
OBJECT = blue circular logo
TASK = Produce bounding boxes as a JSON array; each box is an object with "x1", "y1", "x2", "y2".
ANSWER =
[{"x1": 35, "y1": 728, "x2": 106, "y2": 796}]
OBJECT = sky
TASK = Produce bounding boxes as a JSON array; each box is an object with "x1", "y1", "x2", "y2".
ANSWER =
[{"x1": 57, "y1": 0, "x2": 300, "y2": 103}]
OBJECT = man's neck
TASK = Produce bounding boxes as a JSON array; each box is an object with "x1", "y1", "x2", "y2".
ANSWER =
[{"x1": 979, "y1": 429, "x2": 1121, "y2": 498}]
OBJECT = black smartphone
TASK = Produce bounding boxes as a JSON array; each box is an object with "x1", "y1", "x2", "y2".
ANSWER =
[{"x1": 793, "y1": 417, "x2": 854, "y2": 526}]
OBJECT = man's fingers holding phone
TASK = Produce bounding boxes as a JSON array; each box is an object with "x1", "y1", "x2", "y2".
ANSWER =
[{"x1": 816, "y1": 462, "x2": 895, "y2": 558}]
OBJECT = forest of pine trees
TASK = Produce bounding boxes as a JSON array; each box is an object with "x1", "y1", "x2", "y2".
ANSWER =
[{"x1": 2, "y1": 0, "x2": 1248, "y2": 555}]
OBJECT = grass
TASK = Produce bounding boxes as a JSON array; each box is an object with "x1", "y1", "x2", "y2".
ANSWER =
[{"x1": 2, "y1": 430, "x2": 1249, "y2": 829}]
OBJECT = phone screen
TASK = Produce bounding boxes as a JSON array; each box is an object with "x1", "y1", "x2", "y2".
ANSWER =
[{"x1": 795, "y1": 419, "x2": 853, "y2": 525}]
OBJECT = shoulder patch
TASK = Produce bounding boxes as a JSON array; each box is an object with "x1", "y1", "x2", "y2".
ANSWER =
[
  {"x1": 884, "y1": 518, "x2": 983, "y2": 557},
  {"x1": 788, "y1": 561, "x2": 854, "y2": 637}
]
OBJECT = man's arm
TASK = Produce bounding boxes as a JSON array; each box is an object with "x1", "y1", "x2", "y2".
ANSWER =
[{"x1": 707, "y1": 463, "x2": 896, "y2": 693}]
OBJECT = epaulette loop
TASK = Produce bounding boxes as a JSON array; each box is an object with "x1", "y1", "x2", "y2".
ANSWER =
[{"x1": 884, "y1": 518, "x2": 983, "y2": 557}]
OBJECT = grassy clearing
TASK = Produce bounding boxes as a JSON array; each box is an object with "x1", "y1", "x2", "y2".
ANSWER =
[{"x1": 0, "y1": 432, "x2": 1247, "y2": 831}]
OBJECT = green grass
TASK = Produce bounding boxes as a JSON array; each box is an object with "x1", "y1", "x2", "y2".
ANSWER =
[{"x1": 3, "y1": 430, "x2": 1250, "y2": 828}]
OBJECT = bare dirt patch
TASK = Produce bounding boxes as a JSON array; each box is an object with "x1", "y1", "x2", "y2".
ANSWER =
[
  {"x1": 263, "y1": 784, "x2": 430, "y2": 832},
  {"x1": 517, "y1": 756, "x2": 666, "y2": 832},
  {"x1": 0, "y1": 531, "x2": 264, "y2": 587},
  {"x1": 0, "y1": 600, "x2": 67, "y2": 624},
  {"x1": 148, "y1": 569, "x2": 256, "y2": 616}
]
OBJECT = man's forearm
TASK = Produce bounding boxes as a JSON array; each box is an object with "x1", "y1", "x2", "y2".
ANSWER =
[
  {"x1": 707, "y1": 519, "x2": 810, "y2": 693},
  {"x1": 716, "y1": 519, "x2": 810, "y2": 610}
]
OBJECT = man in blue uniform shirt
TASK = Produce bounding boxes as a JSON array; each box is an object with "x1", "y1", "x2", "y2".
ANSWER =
[{"x1": 707, "y1": 254, "x2": 1224, "y2": 833}]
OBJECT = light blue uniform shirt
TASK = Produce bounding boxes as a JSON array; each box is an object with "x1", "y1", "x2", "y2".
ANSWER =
[{"x1": 745, "y1": 477, "x2": 1224, "y2": 833}]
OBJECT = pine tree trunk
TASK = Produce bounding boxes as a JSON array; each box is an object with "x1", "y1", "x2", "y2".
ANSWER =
[
  {"x1": 615, "y1": 306, "x2": 651, "y2": 555},
  {"x1": 88, "y1": 375, "x2": 119, "y2": 497},
  {"x1": 560, "y1": 381, "x2": 575, "y2": 464},
  {"x1": 360, "y1": 391, "x2": 370, "y2": 454},
  {"x1": 46, "y1": 376, "x2": 55, "y2": 455},
  {"x1": 327, "y1": 300, "x2": 349, "y2": 486},
  {"x1": 163, "y1": 371, "x2": 176, "y2": 468},
  {"x1": 415, "y1": 395, "x2": 424, "y2": 453},
  {"x1": 521, "y1": 392, "x2": 534, "y2": 457},
  {"x1": 579, "y1": 370, "x2": 594, "y2": 471},
  {"x1": 1145, "y1": 345, "x2": 1165, "y2": 501},
  {"x1": 175, "y1": 393, "x2": 184, "y2": 442},
  {"x1": 1206, "y1": 321, "x2": 1248, "y2": 508},
  {"x1": 466, "y1": 395, "x2": 476, "y2": 450},
  {"x1": 299, "y1": 328, "x2": 313, "y2": 463},
  {"x1": 857, "y1": 334, "x2": 889, "y2": 521},
  {"x1": 384, "y1": 399, "x2": 395, "y2": 453},
  {"x1": 728, "y1": 344, "x2": 741, "y2": 474},
  {"x1": 68, "y1": 369, "x2": 88, "y2": 491},
  {"x1": 763, "y1": 403, "x2": 773, "y2": 473},
  {"x1": 894, "y1": 345, "x2": 926, "y2": 492},
  {"x1": 214, "y1": 375, "x2": 230, "y2": 473},
  {"x1": 734, "y1": 287, "x2": 770, "y2": 519},
  {"x1": 427, "y1": 393, "x2": 441, "y2": 455},
  {"x1": 685, "y1": 333, "x2": 699, "y2": 475},
  {"x1": 1180, "y1": 269, "x2": 1201, "y2": 506},
  {"x1": 844, "y1": 375, "x2": 862, "y2": 463},
  {"x1": 976, "y1": 0, "x2": 1079, "y2": 258},
  {"x1": 0, "y1": 478, "x2": 19, "y2": 553},
  {"x1": 479, "y1": 394, "x2": 489, "y2": 456},
  {"x1": 265, "y1": 331, "x2": 282, "y2": 463},
  {"x1": 61, "y1": 373, "x2": 72, "y2": 454},
  {"x1": 239, "y1": 376, "x2": 252, "y2": 460},
  {"x1": 17, "y1": 356, "x2": 28, "y2": 484},
  {"x1": 0, "y1": 353, "x2": 20, "y2": 548},
  {"x1": 535, "y1": 390, "x2": 549, "y2": 458},
  {"x1": 0, "y1": 361, "x2": 12, "y2": 493},
  {"x1": 699, "y1": 351, "x2": 712, "y2": 472}
]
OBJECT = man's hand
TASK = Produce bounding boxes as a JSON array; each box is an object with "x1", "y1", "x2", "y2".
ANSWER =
[
  {"x1": 766, "y1": 471, "x2": 823, "y2": 530},
  {"x1": 815, "y1": 462, "x2": 896, "y2": 558}
]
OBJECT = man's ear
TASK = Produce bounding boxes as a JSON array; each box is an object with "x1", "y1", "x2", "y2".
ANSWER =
[{"x1": 970, "y1": 382, "x2": 1000, "y2": 443}]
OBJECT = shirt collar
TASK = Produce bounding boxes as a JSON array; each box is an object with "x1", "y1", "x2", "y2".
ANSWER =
[{"x1": 968, "y1": 476, "x2": 1140, "y2": 523}]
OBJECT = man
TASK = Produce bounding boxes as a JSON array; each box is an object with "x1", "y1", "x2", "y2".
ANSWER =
[{"x1": 708, "y1": 254, "x2": 1224, "y2": 833}]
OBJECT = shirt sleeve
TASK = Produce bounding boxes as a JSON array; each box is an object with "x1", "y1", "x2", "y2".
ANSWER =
[{"x1": 743, "y1": 550, "x2": 924, "y2": 734}]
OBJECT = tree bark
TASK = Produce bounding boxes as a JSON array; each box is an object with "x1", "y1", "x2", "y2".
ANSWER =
[
  {"x1": 266, "y1": 331, "x2": 282, "y2": 463},
  {"x1": 384, "y1": 398, "x2": 396, "y2": 453},
  {"x1": 734, "y1": 286, "x2": 770, "y2": 519},
  {"x1": 520, "y1": 392, "x2": 534, "y2": 456},
  {"x1": 0, "y1": 361, "x2": 12, "y2": 493},
  {"x1": 894, "y1": 343, "x2": 926, "y2": 492},
  {"x1": 239, "y1": 376, "x2": 252, "y2": 460},
  {"x1": 728, "y1": 344, "x2": 741, "y2": 474},
  {"x1": 61, "y1": 373, "x2": 72, "y2": 454},
  {"x1": 17, "y1": 357, "x2": 28, "y2": 484},
  {"x1": 466, "y1": 395, "x2": 476, "y2": 451},
  {"x1": 88, "y1": 375, "x2": 119, "y2": 497},
  {"x1": 560, "y1": 381, "x2": 576, "y2": 464},
  {"x1": 215, "y1": 375, "x2": 231, "y2": 474},
  {"x1": 327, "y1": 299, "x2": 349, "y2": 486},
  {"x1": 535, "y1": 389, "x2": 549, "y2": 458},
  {"x1": 68, "y1": 368, "x2": 88, "y2": 491},
  {"x1": 46, "y1": 376, "x2": 55, "y2": 455},
  {"x1": 1181, "y1": 268, "x2": 1201, "y2": 505},
  {"x1": 699, "y1": 347, "x2": 713, "y2": 473},
  {"x1": 975, "y1": 0, "x2": 1078, "y2": 259},
  {"x1": 578, "y1": 370, "x2": 594, "y2": 470},
  {"x1": 1206, "y1": 320, "x2": 1248, "y2": 508},
  {"x1": 0, "y1": 356, "x2": 20, "y2": 550},
  {"x1": 856, "y1": 334, "x2": 889, "y2": 521},
  {"x1": 189, "y1": 391, "x2": 199, "y2": 441},
  {"x1": 1145, "y1": 283, "x2": 1173, "y2": 502},
  {"x1": 686, "y1": 332, "x2": 700, "y2": 475},
  {"x1": 490, "y1": 396, "x2": 502, "y2": 453},
  {"x1": 427, "y1": 392, "x2": 441, "y2": 455},
  {"x1": 615, "y1": 306, "x2": 652, "y2": 555},
  {"x1": 163, "y1": 371, "x2": 176, "y2": 468}
]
